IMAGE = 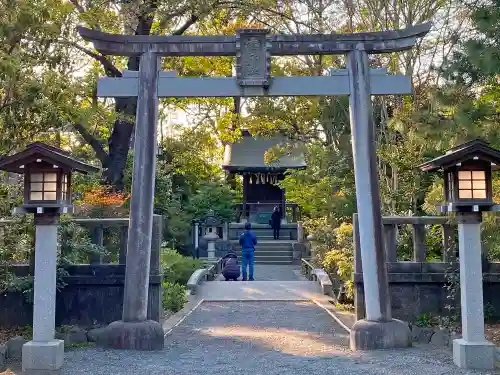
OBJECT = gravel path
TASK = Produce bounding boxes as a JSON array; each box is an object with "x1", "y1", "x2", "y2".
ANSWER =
[
  {"x1": 6, "y1": 301, "x2": 493, "y2": 375},
  {"x1": 215, "y1": 264, "x2": 306, "y2": 281}
]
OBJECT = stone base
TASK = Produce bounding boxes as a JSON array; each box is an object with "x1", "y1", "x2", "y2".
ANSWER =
[
  {"x1": 96, "y1": 320, "x2": 164, "y2": 350},
  {"x1": 22, "y1": 339, "x2": 64, "y2": 373},
  {"x1": 453, "y1": 338, "x2": 495, "y2": 370},
  {"x1": 350, "y1": 319, "x2": 411, "y2": 350}
]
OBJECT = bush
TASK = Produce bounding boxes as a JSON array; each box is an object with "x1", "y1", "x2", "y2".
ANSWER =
[
  {"x1": 160, "y1": 248, "x2": 203, "y2": 285},
  {"x1": 304, "y1": 218, "x2": 354, "y2": 299},
  {"x1": 162, "y1": 282, "x2": 188, "y2": 313}
]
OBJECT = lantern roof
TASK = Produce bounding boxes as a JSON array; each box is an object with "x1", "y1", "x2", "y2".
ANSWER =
[
  {"x1": 199, "y1": 210, "x2": 222, "y2": 226},
  {"x1": 418, "y1": 139, "x2": 500, "y2": 172},
  {"x1": 0, "y1": 142, "x2": 99, "y2": 174}
]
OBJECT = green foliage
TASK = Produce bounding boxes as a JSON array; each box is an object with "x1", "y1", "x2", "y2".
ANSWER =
[
  {"x1": 305, "y1": 218, "x2": 354, "y2": 299},
  {"x1": 484, "y1": 302, "x2": 496, "y2": 324},
  {"x1": 159, "y1": 248, "x2": 202, "y2": 313},
  {"x1": 187, "y1": 182, "x2": 237, "y2": 222},
  {"x1": 155, "y1": 129, "x2": 236, "y2": 248},
  {"x1": 162, "y1": 282, "x2": 188, "y2": 313},
  {"x1": 160, "y1": 248, "x2": 203, "y2": 285},
  {"x1": 425, "y1": 225, "x2": 444, "y2": 261},
  {"x1": 280, "y1": 143, "x2": 356, "y2": 222},
  {"x1": 0, "y1": 215, "x2": 105, "y2": 302},
  {"x1": 415, "y1": 312, "x2": 438, "y2": 328},
  {"x1": 58, "y1": 219, "x2": 107, "y2": 264}
]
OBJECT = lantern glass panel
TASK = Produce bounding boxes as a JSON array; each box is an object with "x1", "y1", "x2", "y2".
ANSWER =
[
  {"x1": 458, "y1": 168, "x2": 487, "y2": 199},
  {"x1": 474, "y1": 190, "x2": 487, "y2": 199},
  {"x1": 31, "y1": 173, "x2": 43, "y2": 182},
  {"x1": 30, "y1": 182, "x2": 43, "y2": 191},
  {"x1": 458, "y1": 171, "x2": 471, "y2": 179},
  {"x1": 44, "y1": 173, "x2": 57, "y2": 182},
  {"x1": 44, "y1": 191, "x2": 57, "y2": 200},
  {"x1": 447, "y1": 172, "x2": 454, "y2": 199},
  {"x1": 460, "y1": 180, "x2": 472, "y2": 189},
  {"x1": 472, "y1": 171, "x2": 485, "y2": 180},
  {"x1": 44, "y1": 182, "x2": 57, "y2": 191},
  {"x1": 29, "y1": 171, "x2": 59, "y2": 201},
  {"x1": 61, "y1": 174, "x2": 68, "y2": 200},
  {"x1": 30, "y1": 192, "x2": 43, "y2": 200},
  {"x1": 459, "y1": 190, "x2": 472, "y2": 199}
]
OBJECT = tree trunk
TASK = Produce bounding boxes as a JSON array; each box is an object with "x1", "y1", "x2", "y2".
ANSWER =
[
  {"x1": 101, "y1": 98, "x2": 136, "y2": 191},
  {"x1": 100, "y1": 50, "x2": 141, "y2": 191}
]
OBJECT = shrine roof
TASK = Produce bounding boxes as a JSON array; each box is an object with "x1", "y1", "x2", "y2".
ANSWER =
[
  {"x1": 418, "y1": 139, "x2": 500, "y2": 172},
  {"x1": 222, "y1": 131, "x2": 307, "y2": 172}
]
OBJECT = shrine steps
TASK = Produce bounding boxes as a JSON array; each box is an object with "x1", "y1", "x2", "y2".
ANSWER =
[
  {"x1": 230, "y1": 240, "x2": 294, "y2": 264},
  {"x1": 228, "y1": 223, "x2": 298, "y2": 241}
]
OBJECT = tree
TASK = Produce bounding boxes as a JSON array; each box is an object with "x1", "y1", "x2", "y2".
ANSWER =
[
  {"x1": 62, "y1": 1, "x2": 291, "y2": 191},
  {"x1": 0, "y1": 0, "x2": 78, "y2": 152}
]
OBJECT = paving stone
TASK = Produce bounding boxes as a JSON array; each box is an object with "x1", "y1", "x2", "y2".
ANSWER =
[
  {"x1": 6, "y1": 336, "x2": 26, "y2": 359},
  {"x1": 87, "y1": 327, "x2": 106, "y2": 343},
  {"x1": 29, "y1": 301, "x2": 493, "y2": 375},
  {"x1": 416, "y1": 327, "x2": 435, "y2": 343},
  {"x1": 215, "y1": 264, "x2": 306, "y2": 281},
  {"x1": 64, "y1": 327, "x2": 88, "y2": 345},
  {"x1": 0, "y1": 344, "x2": 6, "y2": 371},
  {"x1": 430, "y1": 329, "x2": 450, "y2": 346}
]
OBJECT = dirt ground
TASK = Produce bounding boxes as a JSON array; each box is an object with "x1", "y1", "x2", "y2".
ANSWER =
[
  {"x1": 485, "y1": 323, "x2": 500, "y2": 345},
  {"x1": 0, "y1": 327, "x2": 29, "y2": 346},
  {"x1": 2, "y1": 322, "x2": 500, "y2": 346}
]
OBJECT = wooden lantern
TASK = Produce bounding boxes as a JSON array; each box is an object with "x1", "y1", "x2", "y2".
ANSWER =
[
  {"x1": 419, "y1": 139, "x2": 500, "y2": 213},
  {"x1": 0, "y1": 143, "x2": 98, "y2": 214}
]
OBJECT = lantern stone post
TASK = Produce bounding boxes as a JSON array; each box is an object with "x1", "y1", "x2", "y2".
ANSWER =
[
  {"x1": 419, "y1": 139, "x2": 500, "y2": 370},
  {"x1": 23, "y1": 213, "x2": 63, "y2": 373},
  {"x1": 453, "y1": 212, "x2": 494, "y2": 369},
  {"x1": 0, "y1": 142, "x2": 98, "y2": 373}
]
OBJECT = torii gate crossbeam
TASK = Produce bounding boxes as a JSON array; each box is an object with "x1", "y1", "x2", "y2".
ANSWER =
[{"x1": 77, "y1": 23, "x2": 431, "y2": 353}]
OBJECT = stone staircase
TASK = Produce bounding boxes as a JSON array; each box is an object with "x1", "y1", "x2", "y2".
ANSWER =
[
  {"x1": 231, "y1": 241, "x2": 294, "y2": 265},
  {"x1": 229, "y1": 225, "x2": 298, "y2": 265}
]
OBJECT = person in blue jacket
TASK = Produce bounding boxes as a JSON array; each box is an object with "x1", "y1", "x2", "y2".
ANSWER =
[{"x1": 239, "y1": 222, "x2": 257, "y2": 281}]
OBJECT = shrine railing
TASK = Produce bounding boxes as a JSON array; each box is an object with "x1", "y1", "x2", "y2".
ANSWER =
[
  {"x1": 0, "y1": 216, "x2": 162, "y2": 266},
  {"x1": 351, "y1": 214, "x2": 500, "y2": 322},
  {"x1": 234, "y1": 202, "x2": 299, "y2": 223}
]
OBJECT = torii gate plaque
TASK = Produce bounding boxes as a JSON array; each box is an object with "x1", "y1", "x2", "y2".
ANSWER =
[{"x1": 78, "y1": 24, "x2": 431, "y2": 351}]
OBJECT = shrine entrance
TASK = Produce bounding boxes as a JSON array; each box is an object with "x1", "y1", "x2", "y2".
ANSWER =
[
  {"x1": 222, "y1": 129, "x2": 305, "y2": 224},
  {"x1": 78, "y1": 23, "x2": 430, "y2": 351}
]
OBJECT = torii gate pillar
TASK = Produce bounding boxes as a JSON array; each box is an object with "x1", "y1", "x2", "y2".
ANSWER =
[{"x1": 347, "y1": 49, "x2": 411, "y2": 350}]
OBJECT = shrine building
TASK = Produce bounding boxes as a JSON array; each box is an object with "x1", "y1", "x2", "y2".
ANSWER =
[{"x1": 222, "y1": 130, "x2": 306, "y2": 224}]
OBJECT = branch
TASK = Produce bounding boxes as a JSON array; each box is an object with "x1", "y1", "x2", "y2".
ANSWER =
[
  {"x1": 67, "y1": 41, "x2": 122, "y2": 77},
  {"x1": 72, "y1": 123, "x2": 108, "y2": 165},
  {"x1": 69, "y1": 0, "x2": 85, "y2": 14},
  {"x1": 172, "y1": 14, "x2": 199, "y2": 35}
]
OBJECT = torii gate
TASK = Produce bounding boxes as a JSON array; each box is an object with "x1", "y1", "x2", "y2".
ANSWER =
[{"x1": 78, "y1": 24, "x2": 431, "y2": 351}]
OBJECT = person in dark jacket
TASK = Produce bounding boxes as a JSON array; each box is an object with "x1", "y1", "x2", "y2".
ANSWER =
[
  {"x1": 271, "y1": 206, "x2": 281, "y2": 240},
  {"x1": 222, "y1": 253, "x2": 240, "y2": 281},
  {"x1": 239, "y1": 222, "x2": 257, "y2": 281}
]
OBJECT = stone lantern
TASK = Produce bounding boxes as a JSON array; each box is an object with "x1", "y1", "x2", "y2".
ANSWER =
[
  {"x1": 0, "y1": 142, "x2": 98, "y2": 373},
  {"x1": 419, "y1": 139, "x2": 500, "y2": 370},
  {"x1": 202, "y1": 210, "x2": 221, "y2": 260}
]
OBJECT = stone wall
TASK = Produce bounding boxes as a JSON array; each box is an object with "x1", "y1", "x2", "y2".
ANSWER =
[
  {"x1": 0, "y1": 215, "x2": 163, "y2": 328},
  {"x1": 0, "y1": 265, "x2": 162, "y2": 327},
  {"x1": 353, "y1": 214, "x2": 500, "y2": 322}
]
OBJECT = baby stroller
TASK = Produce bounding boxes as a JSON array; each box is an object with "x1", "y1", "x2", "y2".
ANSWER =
[{"x1": 222, "y1": 252, "x2": 241, "y2": 281}]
